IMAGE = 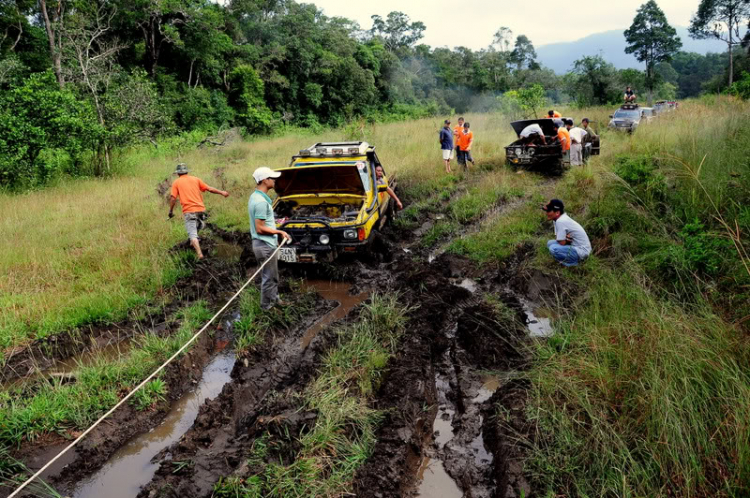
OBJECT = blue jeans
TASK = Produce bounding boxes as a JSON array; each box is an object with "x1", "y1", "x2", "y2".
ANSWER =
[{"x1": 547, "y1": 240, "x2": 581, "y2": 267}]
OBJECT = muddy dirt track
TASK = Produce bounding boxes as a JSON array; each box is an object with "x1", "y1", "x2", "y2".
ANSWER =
[{"x1": 6, "y1": 178, "x2": 571, "y2": 498}]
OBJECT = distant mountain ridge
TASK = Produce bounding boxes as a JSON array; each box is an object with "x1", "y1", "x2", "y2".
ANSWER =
[{"x1": 536, "y1": 27, "x2": 728, "y2": 73}]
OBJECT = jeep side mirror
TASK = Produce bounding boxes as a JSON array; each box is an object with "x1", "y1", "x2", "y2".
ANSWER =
[
  {"x1": 609, "y1": 115, "x2": 613, "y2": 118},
  {"x1": 377, "y1": 183, "x2": 388, "y2": 193}
]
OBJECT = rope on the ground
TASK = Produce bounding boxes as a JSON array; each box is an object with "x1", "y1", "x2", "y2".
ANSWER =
[{"x1": 8, "y1": 239, "x2": 288, "y2": 498}]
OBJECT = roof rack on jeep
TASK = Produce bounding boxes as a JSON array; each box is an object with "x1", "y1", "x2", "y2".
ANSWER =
[{"x1": 297, "y1": 142, "x2": 373, "y2": 157}]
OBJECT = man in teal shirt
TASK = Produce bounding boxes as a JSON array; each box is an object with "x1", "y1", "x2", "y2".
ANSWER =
[{"x1": 249, "y1": 167, "x2": 290, "y2": 309}]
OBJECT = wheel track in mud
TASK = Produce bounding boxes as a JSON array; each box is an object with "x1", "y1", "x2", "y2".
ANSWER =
[{"x1": 133, "y1": 298, "x2": 338, "y2": 498}]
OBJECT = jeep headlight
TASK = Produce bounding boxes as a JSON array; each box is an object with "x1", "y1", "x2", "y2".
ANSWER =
[
  {"x1": 343, "y1": 230, "x2": 357, "y2": 240},
  {"x1": 319, "y1": 234, "x2": 330, "y2": 245},
  {"x1": 528, "y1": 148, "x2": 535, "y2": 155},
  {"x1": 515, "y1": 147, "x2": 523, "y2": 155}
]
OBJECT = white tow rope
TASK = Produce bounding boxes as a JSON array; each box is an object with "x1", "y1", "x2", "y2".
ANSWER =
[{"x1": 8, "y1": 239, "x2": 288, "y2": 498}]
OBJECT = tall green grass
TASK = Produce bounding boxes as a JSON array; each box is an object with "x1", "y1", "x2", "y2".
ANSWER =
[
  {"x1": 529, "y1": 266, "x2": 750, "y2": 496},
  {"x1": 519, "y1": 97, "x2": 750, "y2": 496}
]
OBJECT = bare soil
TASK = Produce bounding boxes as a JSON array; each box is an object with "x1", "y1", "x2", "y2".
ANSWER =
[{"x1": 8, "y1": 178, "x2": 569, "y2": 498}]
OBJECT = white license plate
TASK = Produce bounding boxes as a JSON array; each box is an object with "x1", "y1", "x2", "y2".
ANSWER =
[{"x1": 279, "y1": 247, "x2": 297, "y2": 263}]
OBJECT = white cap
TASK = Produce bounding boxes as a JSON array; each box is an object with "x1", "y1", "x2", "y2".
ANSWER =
[{"x1": 253, "y1": 166, "x2": 281, "y2": 184}]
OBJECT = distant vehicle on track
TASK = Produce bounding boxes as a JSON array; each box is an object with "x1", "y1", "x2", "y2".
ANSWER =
[
  {"x1": 654, "y1": 100, "x2": 679, "y2": 114},
  {"x1": 608, "y1": 103, "x2": 643, "y2": 133},
  {"x1": 640, "y1": 107, "x2": 657, "y2": 122}
]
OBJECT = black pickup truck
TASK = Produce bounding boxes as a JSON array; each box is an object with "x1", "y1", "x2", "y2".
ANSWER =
[{"x1": 505, "y1": 118, "x2": 600, "y2": 173}]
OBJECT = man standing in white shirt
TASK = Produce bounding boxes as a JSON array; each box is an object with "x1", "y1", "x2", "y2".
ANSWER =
[
  {"x1": 567, "y1": 122, "x2": 588, "y2": 166},
  {"x1": 542, "y1": 199, "x2": 592, "y2": 267}
]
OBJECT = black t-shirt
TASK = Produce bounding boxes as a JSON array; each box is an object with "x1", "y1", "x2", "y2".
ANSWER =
[{"x1": 625, "y1": 89, "x2": 634, "y2": 97}]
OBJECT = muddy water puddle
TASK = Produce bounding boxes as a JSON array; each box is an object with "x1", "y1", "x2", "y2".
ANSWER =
[
  {"x1": 521, "y1": 298, "x2": 555, "y2": 338},
  {"x1": 71, "y1": 349, "x2": 236, "y2": 498},
  {"x1": 300, "y1": 280, "x2": 368, "y2": 348},
  {"x1": 3, "y1": 340, "x2": 133, "y2": 391},
  {"x1": 416, "y1": 457, "x2": 463, "y2": 498}
]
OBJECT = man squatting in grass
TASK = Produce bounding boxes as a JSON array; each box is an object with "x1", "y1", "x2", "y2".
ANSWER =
[
  {"x1": 439, "y1": 119, "x2": 454, "y2": 174},
  {"x1": 542, "y1": 199, "x2": 592, "y2": 267},
  {"x1": 169, "y1": 163, "x2": 229, "y2": 260},
  {"x1": 457, "y1": 122, "x2": 475, "y2": 170},
  {"x1": 375, "y1": 165, "x2": 403, "y2": 210},
  {"x1": 249, "y1": 167, "x2": 291, "y2": 310}
]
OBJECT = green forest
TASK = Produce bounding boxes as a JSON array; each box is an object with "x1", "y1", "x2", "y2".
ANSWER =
[{"x1": 1, "y1": 0, "x2": 749, "y2": 188}]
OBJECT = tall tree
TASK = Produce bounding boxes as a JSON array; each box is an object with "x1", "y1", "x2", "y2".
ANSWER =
[
  {"x1": 369, "y1": 11, "x2": 425, "y2": 54},
  {"x1": 38, "y1": 0, "x2": 65, "y2": 87},
  {"x1": 509, "y1": 35, "x2": 536, "y2": 71},
  {"x1": 624, "y1": 0, "x2": 682, "y2": 105},
  {"x1": 689, "y1": 0, "x2": 750, "y2": 86},
  {"x1": 572, "y1": 55, "x2": 619, "y2": 105},
  {"x1": 492, "y1": 26, "x2": 513, "y2": 54},
  {"x1": 62, "y1": 3, "x2": 124, "y2": 173}
]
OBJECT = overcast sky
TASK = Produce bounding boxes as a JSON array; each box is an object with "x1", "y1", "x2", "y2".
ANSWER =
[{"x1": 308, "y1": 0, "x2": 698, "y2": 49}]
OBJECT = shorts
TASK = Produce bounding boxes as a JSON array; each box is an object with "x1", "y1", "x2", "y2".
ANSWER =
[
  {"x1": 184, "y1": 211, "x2": 206, "y2": 240},
  {"x1": 442, "y1": 149, "x2": 453, "y2": 161}
]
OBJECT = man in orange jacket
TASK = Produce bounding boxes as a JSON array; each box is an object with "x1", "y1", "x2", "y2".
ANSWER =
[
  {"x1": 168, "y1": 163, "x2": 230, "y2": 260},
  {"x1": 457, "y1": 122, "x2": 475, "y2": 171}
]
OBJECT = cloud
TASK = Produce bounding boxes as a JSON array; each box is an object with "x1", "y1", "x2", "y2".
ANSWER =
[{"x1": 309, "y1": 0, "x2": 698, "y2": 50}]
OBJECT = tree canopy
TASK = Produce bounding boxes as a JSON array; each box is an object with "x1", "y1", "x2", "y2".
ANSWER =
[{"x1": 625, "y1": 0, "x2": 682, "y2": 104}]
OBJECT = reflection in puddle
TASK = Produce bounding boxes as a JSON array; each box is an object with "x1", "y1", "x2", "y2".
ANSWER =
[
  {"x1": 72, "y1": 350, "x2": 236, "y2": 498},
  {"x1": 456, "y1": 278, "x2": 478, "y2": 293},
  {"x1": 300, "y1": 280, "x2": 368, "y2": 349},
  {"x1": 433, "y1": 407, "x2": 455, "y2": 448},
  {"x1": 521, "y1": 298, "x2": 554, "y2": 338},
  {"x1": 416, "y1": 457, "x2": 463, "y2": 498},
  {"x1": 472, "y1": 375, "x2": 500, "y2": 404},
  {"x1": 433, "y1": 375, "x2": 455, "y2": 447},
  {"x1": 469, "y1": 415, "x2": 493, "y2": 466},
  {"x1": 3, "y1": 340, "x2": 133, "y2": 391}
]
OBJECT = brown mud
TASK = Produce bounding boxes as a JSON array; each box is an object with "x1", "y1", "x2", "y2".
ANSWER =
[
  {"x1": 10, "y1": 173, "x2": 569, "y2": 497},
  {"x1": 352, "y1": 250, "x2": 536, "y2": 498},
  {"x1": 133, "y1": 287, "x2": 350, "y2": 498}
]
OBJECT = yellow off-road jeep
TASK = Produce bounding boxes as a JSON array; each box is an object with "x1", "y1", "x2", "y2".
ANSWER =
[{"x1": 273, "y1": 141, "x2": 397, "y2": 264}]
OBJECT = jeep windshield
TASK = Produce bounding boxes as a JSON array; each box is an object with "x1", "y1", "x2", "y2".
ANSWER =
[{"x1": 614, "y1": 109, "x2": 640, "y2": 120}]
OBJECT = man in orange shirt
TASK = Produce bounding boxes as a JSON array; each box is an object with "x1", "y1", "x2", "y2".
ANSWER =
[
  {"x1": 553, "y1": 120, "x2": 570, "y2": 166},
  {"x1": 453, "y1": 117, "x2": 465, "y2": 160},
  {"x1": 457, "y1": 121, "x2": 475, "y2": 171},
  {"x1": 547, "y1": 110, "x2": 562, "y2": 119},
  {"x1": 168, "y1": 163, "x2": 230, "y2": 260}
]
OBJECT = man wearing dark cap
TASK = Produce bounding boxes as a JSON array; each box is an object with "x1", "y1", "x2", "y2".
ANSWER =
[
  {"x1": 439, "y1": 119, "x2": 454, "y2": 174},
  {"x1": 542, "y1": 199, "x2": 592, "y2": 267}
]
